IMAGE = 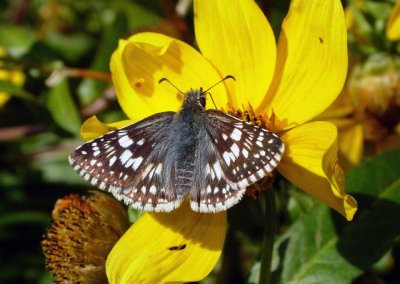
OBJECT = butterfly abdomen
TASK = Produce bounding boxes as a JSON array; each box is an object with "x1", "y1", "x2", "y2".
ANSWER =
[{"x1": 172, "y1": 105, "x2": 203, "y2": 196}]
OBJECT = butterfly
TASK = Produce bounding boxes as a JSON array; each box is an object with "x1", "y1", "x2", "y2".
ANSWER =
[{"x1": 69, "y1": 76, "x2": 285, "y2": 213}]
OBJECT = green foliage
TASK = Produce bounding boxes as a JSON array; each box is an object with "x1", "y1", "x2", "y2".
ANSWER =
[
  {"x1": 347, "y1": 0, "x2": 398, "y2": 56},
  {"x1": 0, "y1": 25, "x2": 37, "y2": 58},
  {"x1": 270, "y1": 150, "x2": 400, "y2": 284},
  {"x1": 45, "y1": 78, "x2": 81, "y2": 134},
  {"x1": 0, "y1": 0, "x2": 162, "y2": 283}
]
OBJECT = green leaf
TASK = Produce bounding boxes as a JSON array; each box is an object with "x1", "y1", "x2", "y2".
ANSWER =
[
  {"x1": 30, "y1": 146, "x2": 86, "y2": 184},
  {"x1": 77, "y1": 10, "x2": 127, "y2": 105},
  {"x1": 0, "y1": 80, "x2": 36, "y2": 101},
  {"x1": 276, "y1": 205, "x2": 361, "y2": 284},
  {"x1": 337, "y1": 150, "x2": 400, "y2": 268},
  {"x1": 274, "y1": 150, "x2": 400, "y2": 284},
  {"x1": 45, "y1": 78, "x2": 81, "y2": 134},
  {"x1": 123, "y1": 2, "x2": 161, "y2": 30},
  {"x1": 0, "y1": 211, "x2": 50, "y2": 227},
  {"x1": 0, "y1": 25, "x2": 36, "y2": 58},
  {"x1": 44, "y1": 31, "x2": 95, "y2": 63}
]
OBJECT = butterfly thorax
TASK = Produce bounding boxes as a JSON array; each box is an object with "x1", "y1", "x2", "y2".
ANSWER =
[
  {"x1": 177, "y1": 88, "x2": 207, "y2": 137},
  {"x1": 171, "y1": 89, "x2": 207, "y2": 195}
]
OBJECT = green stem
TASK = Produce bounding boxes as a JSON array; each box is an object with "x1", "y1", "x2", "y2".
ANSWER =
[{"x1": 259, "y1": 188, "x2": 276, "y2": 284}]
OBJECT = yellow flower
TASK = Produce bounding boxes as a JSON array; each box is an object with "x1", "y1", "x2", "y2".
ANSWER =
[
  {"x1": 387, "y1": 1, "x2": 400, "y2": 40},
  {"x1": 0, "y1": 47, "x2": 25, "y2": 107},
  {"x1": 316, "y1": 90, "x2": 364, "y2": 170},
  {"x1": 320, "y1": 0, "x2": 400, "y2": 169},
  {"x1": 82, "y1": 0, "x2": 357, "y2": 282}
]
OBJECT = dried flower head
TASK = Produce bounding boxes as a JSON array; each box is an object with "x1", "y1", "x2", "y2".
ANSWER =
[{"x1": 42, "y1": 192, "x2": 129, "y2": 283}]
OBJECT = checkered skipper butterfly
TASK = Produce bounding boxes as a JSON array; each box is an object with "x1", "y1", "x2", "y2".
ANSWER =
[{"x1": 69, "y1": 76, "x2": 284, "y2": 213}]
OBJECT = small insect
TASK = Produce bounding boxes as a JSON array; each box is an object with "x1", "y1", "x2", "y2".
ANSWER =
[
  {"x1": 168, "y1": 244, "x2": 187, "y2": 251},
  {"x1": 69, "y1": 76, "x2": 284, "y2": 213}
]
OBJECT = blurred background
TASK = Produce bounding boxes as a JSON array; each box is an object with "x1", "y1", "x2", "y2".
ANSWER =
[{"x1": 0, "y1": 0, "x2": 399, "y2": 283}]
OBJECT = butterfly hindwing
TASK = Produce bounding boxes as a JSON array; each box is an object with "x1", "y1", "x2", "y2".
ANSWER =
[
  {"x1": 191, "y1": 133, "x2": 246, "y2": 212},
  {"x1": 190, "y1": 110, "x2": 284, "y2": 212}
]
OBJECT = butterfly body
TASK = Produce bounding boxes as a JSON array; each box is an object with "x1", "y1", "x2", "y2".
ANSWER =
[{"x1": 69, "y1": 88, "x2": 284, "y2": 213}]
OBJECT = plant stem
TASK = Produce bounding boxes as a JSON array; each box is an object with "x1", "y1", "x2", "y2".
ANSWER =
[{"x1": 259, "y1": 188, "x2": 276, "y2": 284}]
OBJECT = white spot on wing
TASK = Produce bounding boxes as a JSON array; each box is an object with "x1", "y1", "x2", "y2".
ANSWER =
[
  {"x1": 131, "y1": 157, "x2": 143, "y2": 170},
  {"x1": 120, "y1": 149, "x2": 133, "y2": 164},
  {"x1": 154, "y1": 163, "x2": 163, "y2": 175},
  {"x1": 212, "y1": 161, "x2": 223, "y2": 180},
  {"x1": 230, "y1": 128, "x2": 242, "y2": 141},
  {"x1": 230, "y1": 143, "x2": 240, "y2": 158},
  {"x1": 223, "y1": 151, "x2": 231, "y2": 166},
  {"x1": 109, "y1": 156, "x2": 117, "y2": 166},
  {"x1": 242, "y1": 148, "x2": 249, "y2": 158},
  {"x1": 149, "y1": 185, "x2": 157, "y2": 195},
  {"x1": 118, "y1": 135, "x2": 134, "y2": 148}
]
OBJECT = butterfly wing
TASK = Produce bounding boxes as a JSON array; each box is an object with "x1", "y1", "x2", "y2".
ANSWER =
[
  {"x1": 190, "y1": 110, "x2": 285, "y2": 212},
  {"x1": 69, "y1": 111, "x2": 185, "y2": 212}
]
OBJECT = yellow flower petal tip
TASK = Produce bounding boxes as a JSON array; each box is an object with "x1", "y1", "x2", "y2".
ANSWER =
[
  {"x1": 278, "y1": 121, "x2": 357, "y2": 220},
  {"x1": 386, "y1": 1, "x2": 400, "y2": 40},
  {"x1": 343, "y1": 194, "x2": 358, "y2": 221},
  {"x1": 263, "y1": 0, "x2": 348, "y2": 129},
  {"x1": 80, "y1": 116, "x2": 132, "y2": 142},
  {"x1": 106, "y1": 202, "x2": 227, "y2": 284}
]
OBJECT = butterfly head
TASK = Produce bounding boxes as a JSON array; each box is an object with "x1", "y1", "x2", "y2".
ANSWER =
[{"x1": 184, "y1": 89, "x2": 207, "y2": 109}]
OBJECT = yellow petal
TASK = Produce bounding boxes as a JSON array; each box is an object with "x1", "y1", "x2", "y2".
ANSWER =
[
  {"x1": 262, "y1": 0, "x2": 348, "y2": 129},
  {"x1": 330, "y1": 118, "x2": 363, "y2": 169},
  {"x1": 106, "y1": 202, "x2": 226, "y2": 284},
  {"x1": 278, "y1": 121, "x2": 357, "y2": 220},
  {"x1": 0, "y1": 65, "x2": 25, "y2": 108},
  {"x1": 0, "y1": 93, "x2": 10, "y2": 107},
  {"x1": 194, "y1": 0, "x2": 276, "y2": 109},
  {"x1": 386, "y1": 1, "x2": 400, "y2": 40},
  {"x1": 315, "y1": 89, "x2": 354, "y2": 120},
  {"x1": 80, "y1": 116, "x2": 132, "y2": 141},
  {"x1": 110, "y1": 32, "x2": 227, "y2": 121}
]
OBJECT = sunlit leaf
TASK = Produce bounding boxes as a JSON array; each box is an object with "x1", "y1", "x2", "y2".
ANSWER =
[
  {"x1": 0, "y1": 25, "x2": 36, "y2": 58},
  {"x1": 45, "y1": 78, "x2": 81, "y2": 134}
]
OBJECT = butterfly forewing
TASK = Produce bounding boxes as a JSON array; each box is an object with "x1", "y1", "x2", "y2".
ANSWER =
[
  {"x1": 190, "y1": 110, "x2": 284, "y2": 212},
  {"x1": 69, "y1": 112, "x2": 184, "y2": 212}
]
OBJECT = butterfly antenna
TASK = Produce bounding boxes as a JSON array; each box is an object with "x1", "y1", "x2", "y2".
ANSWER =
[
  {"x1": 158, "y1": 78, "x2": 186, "y2": 96},
  {"x1": 201, "y1": 75, "x2": 236, "y2": 94},
  {"x1": 202, "y1": 75, "x2": 235, "y2": 109},
  {"x1": 208, "y1": 93, "x2": 218, "y2": 109}
]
